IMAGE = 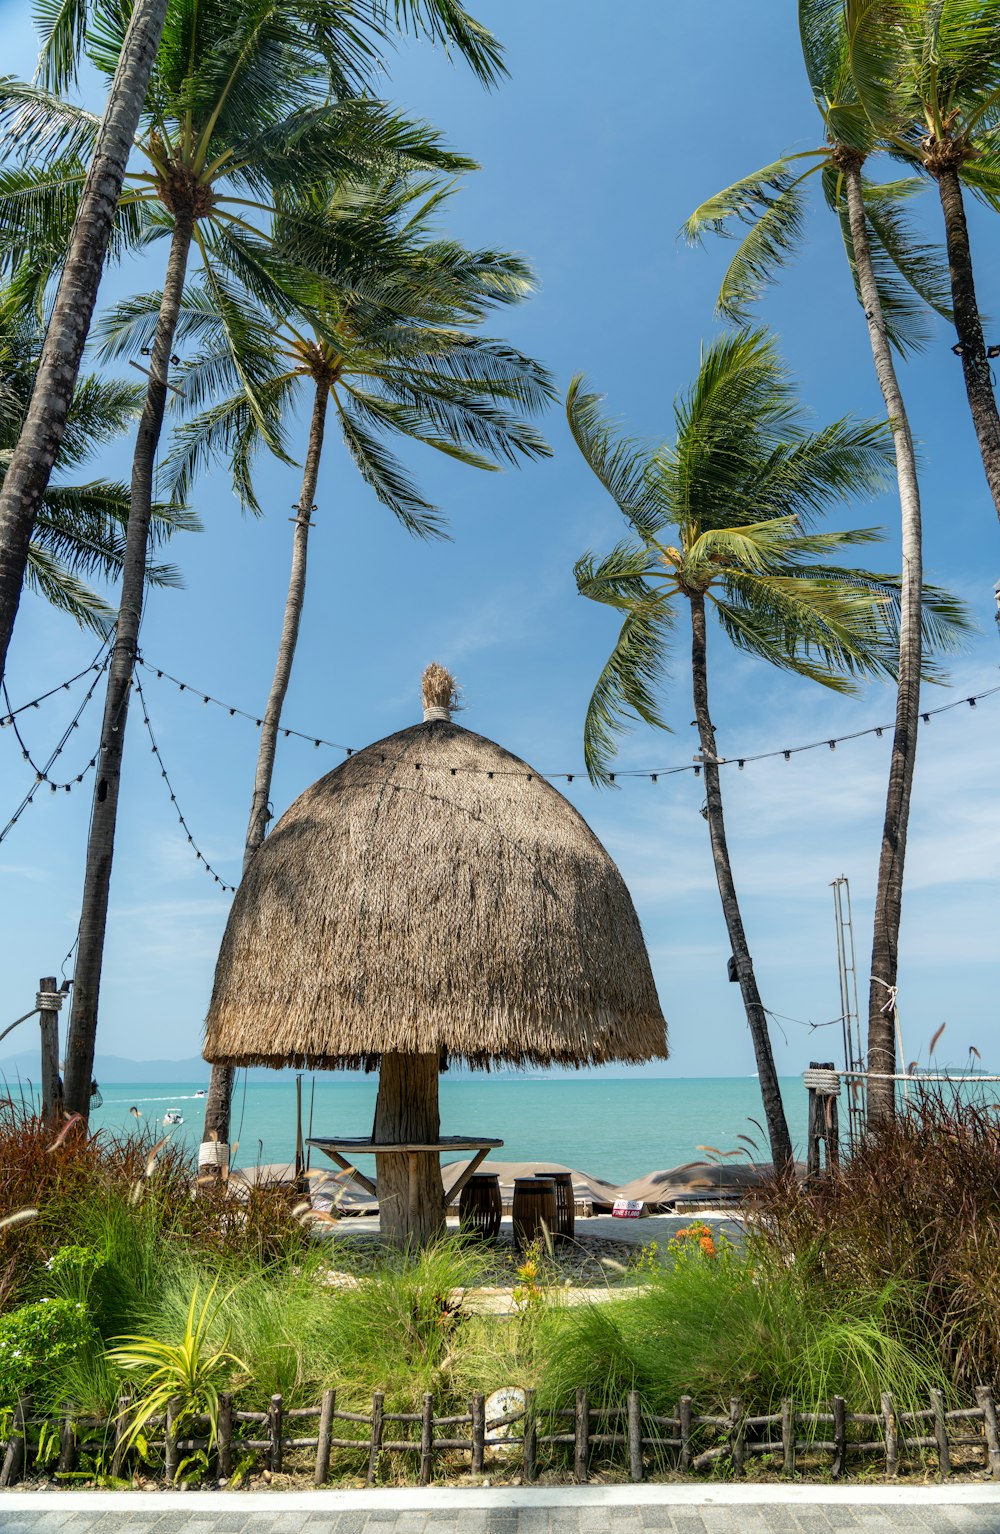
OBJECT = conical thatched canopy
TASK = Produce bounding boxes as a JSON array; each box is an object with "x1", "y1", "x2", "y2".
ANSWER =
[{"x1": 205, "y1": 693, "x2": 667, "y2": 1070}]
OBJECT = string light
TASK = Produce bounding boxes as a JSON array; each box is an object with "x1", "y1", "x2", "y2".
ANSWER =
[
  {"x1": 132, "y1": 673, "x2": 234, "y2": 894},
  {"x1": 137, "y1": 659, "x2": 1000, "y2": 785},
  {"x1": 0, "y1": 638, "x2": 111, "y2": 728},
  {"x1": 0, "y1": 658, "x2": 110, "y2": 845}
]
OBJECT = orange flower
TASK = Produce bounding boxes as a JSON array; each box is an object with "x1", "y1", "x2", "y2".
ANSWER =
[{"x1": 699, "y1": 1235, "x2": 716, "y2": 1258}]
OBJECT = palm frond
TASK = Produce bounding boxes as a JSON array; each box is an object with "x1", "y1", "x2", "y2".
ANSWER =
[
  {"x1": 566, "y1": 376, "x2": 666, "y2": 539},
  {"x1": 337, "y1": 397, "x2": 448, "y2": 538}
]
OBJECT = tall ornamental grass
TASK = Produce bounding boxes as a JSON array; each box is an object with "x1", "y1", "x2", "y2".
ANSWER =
[{"x1": 752, "y1": 1088, "x2": 1000, "y2": 1393}]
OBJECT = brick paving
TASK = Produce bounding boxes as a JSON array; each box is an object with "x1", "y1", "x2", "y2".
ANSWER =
[{"x1": 2, "y1": 1507, "x2": 1000, "y2": 1533}]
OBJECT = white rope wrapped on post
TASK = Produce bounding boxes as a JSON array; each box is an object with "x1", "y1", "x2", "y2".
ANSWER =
[
  {"x1": 198, "y1": 1140, "x2": 230, "y2": 1171},
  {"x1": 35, "y1": 991, "x2": 63, "y2": 1013},
  {"x1": 803, "y1": 1066, "x2": 841, "y2": 1096}
]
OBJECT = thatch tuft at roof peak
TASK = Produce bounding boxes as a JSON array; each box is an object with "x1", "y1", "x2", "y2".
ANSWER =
[{"x1": 421, "y1": 661, "x2": 460, "y2": 723}]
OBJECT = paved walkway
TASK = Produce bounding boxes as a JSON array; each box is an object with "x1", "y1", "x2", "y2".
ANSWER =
[{"x1": 3, "y1": 1487, "x2": 1000, "y2": 1532}]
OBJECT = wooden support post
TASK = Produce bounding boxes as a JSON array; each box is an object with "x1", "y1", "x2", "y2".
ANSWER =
[
  {"x1": 420, "y1": 1392, "x2": 434, "y2": 1486},
  {"x1": 574, "y1": 1387, "x2": 589, "y2": 1483},
  {"x1": 976, "y1": 1385, "x2": 1000, "y2": 1479},
  {"x1": 268, "y1": 1393, "x2": 283, "y2": 1474},
  {"x1": 781, "y1": 1397, "x2": 794, "y2": 1477},
  {"x1": 825, "y1": 1092, "x2": 840, "y2": 1167},
  {"x1": 314, "y1": 1388, "x2": 334, "y2": 1486},
  {"x1": 679, "y1": 1395, "x2": 692, "y2": 1472},
  {"x1": 729, "y1": 1397, "x2": 744, "y2": 1475},
  {"x1": 57, "y1": 1414, "x2": 75, "y2": 1477},
  {"x1": 217, "y1": 1393, "x2": 232, "y2": 1481},
  {"x1": 111, "y1": 1392, "x2": 130, "y2": 1479},
  {"x1": 0, "y1": 1395, "x2": 29, "y2": 1485},
  {"x1": 831, "y1": 1395, "x2": 846, "y2": 1479},
  {"x1": 627, "y1": 1390, "x2": 643, "y2": 1482},
  {"x1": 931, "y1": 1388, "x2": 950, "y2": 1478},
  {"x1": 806, "y1": 1081, "x2": 820, "y2": 1179},
  {"x1": 367, "y1": 1391, "x2": 384, "y2": 1486},
  {"x1": 165, "y1": 1398, "x2": 180, "y2": 1484},
  {"x1": 522, "y1": 1388, "x2": 537, "y2": 1484},
  {"x1": 882, "y1": 1391, "x2": 898, "y2": 1478},
  {"x1": 471, "y1": 1393, "x2": 485, "y2": 1475},
  {"x1": 38, "y1": 977, "x2": 62, "y2": 1127}
]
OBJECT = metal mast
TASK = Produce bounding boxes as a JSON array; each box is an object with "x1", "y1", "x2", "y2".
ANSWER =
[{"x1": 831, "y1": 875, "x2": 865, "y2": 1146}]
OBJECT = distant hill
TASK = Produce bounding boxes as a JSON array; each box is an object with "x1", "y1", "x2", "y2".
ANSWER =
[{"x1": 0, "y1": 1050, "x2": 210, "y2": 1084}]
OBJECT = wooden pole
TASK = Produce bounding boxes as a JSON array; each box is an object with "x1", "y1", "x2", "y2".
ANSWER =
[
  {"x1": 627, "y1": 1390, "x2": 643, "y2": 1482},
  {"x1": 164, "y1": 1398, "x2": 180, "y2": 1483},
  {"x1": 110, "y1": 1392, "x2": 130, "y2": 1478},
  {"x1": 0, "y1": 1395, "x2": 29, "y2": 1485},
  {"x1": 729, "y1": 1397, "x2": 744, "y2": 1475},
  {"x1": 315, "y1": 1388, "x2": 334, "y2": 1486},
  {"x1": 574, "y1": 1388, "x2": 589, "y2": 1483},
  {"x1": 57, "y1": 1414, "x2": 75, "y2": 1477},
  {"x1": 217, "y1": 1393, "x2": 233, "y2": 1482},
  {"x1": 882, "y1": 1391, "x2": 898, "y2": 1478},
  {"x1": 781, "y1": 1397, "x2": 794, "y2": 1477},
  {"x1": 471, "y1": 1393, "x2": 485, "y2": 1475},
  {"x1": 367, "y1": 1391, "x2": 384, "y2": 1486},
  {"x1": 522, "y1": 1389, "x2": 537, "y2": 1483},
  {"x1": 679, "y1": 1395, "x2": 692, "y2": 1471},
  {"x1": 976, "y1": 1385, "x2": 1000, "y2": 1479},
  {"x1": 38, "y1": 977, "x2": 62, "y2": 1127},
  {"x1": 269, "y1": 1393, "x2": 283, "y2": 1474},
  {"x1": 420, "y1": 1392, "x2": 434, "y2": 1486},
  {"x1": 931, "y1": 1388, "x2": 950, "y2": 1478},
  {"x1": 831, "y1": 1395, "x2": 846, "y2": 1479}
]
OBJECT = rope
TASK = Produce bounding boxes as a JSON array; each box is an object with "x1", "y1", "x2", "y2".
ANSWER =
[
  {"x1": 803, "y1": 1067, "x2": 841, "y2": 1096},
  {"x1": 35, "y1": 991, "x2": 62, "y2": 1013}
]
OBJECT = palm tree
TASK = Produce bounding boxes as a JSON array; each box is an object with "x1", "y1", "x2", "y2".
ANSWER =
[
  {"x1": 0, "y1": 0, "x2": 481, "y2": 1122},
  {"x1": 0, "y1": 283, "x2": 196, "y2": 629},
  {"x1": 104, "y1": 173, "x2": 552, "y2": 1146},
  {"x1": 846, "y1": 0, "x2": 1000, "y2": 524},
  {"x1": 0, "y1": 0, "x2": 504, "y2": 686},
  {"x1": 0, "y1": 0, "x2": 170, "y2": 684},
  {"x1": 569, "y1": 329, "x2": 968, "y2": 1169},
  {"x1": 683, "y1": 0, "x2": 945, "y2": 1124}
]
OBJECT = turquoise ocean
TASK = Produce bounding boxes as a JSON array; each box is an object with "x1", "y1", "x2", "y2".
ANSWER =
[{"x1": 75, "y1": 1075, "x2": 817, "y2": 1185}]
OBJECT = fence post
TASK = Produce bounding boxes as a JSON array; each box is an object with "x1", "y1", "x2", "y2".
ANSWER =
[
  {"x1": 268, "y1": 1393, "x2": 283, "y2": 1475},
  {"x1": 574, "y1": 1387, "x2": 589, "y2": 1483},
  {"x1": 217, "y1": 1392, "x2": 232, "y2": 1482},
  {"x1": 976, "y1": 1385, "x2": 1000, "y2": 1479},
  {"x1": 471, "y1": 1393, "x2": 485, "y2": 1475},
  {"x1": 57, "y1": 1414, "x2": 75, "y2": 1478},
  {"x1": 930, "y1": 1388, "x2": 950, "y2": 1478},
  {"x1": 882, "y1": 1391, "x2": 898, "y2": 1479},
  {"x1": 0, "y1": 1395, "x2": 30, "y2": 1486},
  {"x1": 367, "y1": 1391, "x2": 384, "y2": 1486},
  {"x1": 164, "y1": 1398, "x2": 180, "y2": 1484},
  {"x1": 37, "y1": 977, "x2": 63, "y2": 1127},
  {"x1": 314, "y1": 1387, "x2": 334, "y2": 1487},
  {"x1": 781, "y1": 1397, "x2": 794, "y2": 1477},
  {"x1": 679, "y1": 1395, "x2": 692, "y2": 1472},
  {"x1": 729, "y1": 1397, "x2": 744, "y2": 1475},
  {"x1": 627, "y1": 1390, "x2": 643, "y2": 1482},
  {"x1": 420, "y1": 1393, "x2": 434, "y2": 1486},
  {"x1": 110, "y1": 1392, "x2": 130, "y2": 1479},
  {"x1": 522, "y1": 1388, "x2": 537, "y2": 1484},
  {"x1": 831, "y1": 1396, "x2": 846, "y2": 1479}
]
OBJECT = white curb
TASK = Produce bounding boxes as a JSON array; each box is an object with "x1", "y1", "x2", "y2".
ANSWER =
[{"x1": 2, "y1": 1483, "x2": 1000, "y2": 1511}]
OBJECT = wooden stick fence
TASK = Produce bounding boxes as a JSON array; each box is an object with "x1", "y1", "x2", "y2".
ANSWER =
[{"x1": 2, "y1": 1384, "x2": 999, "y2": 1487}]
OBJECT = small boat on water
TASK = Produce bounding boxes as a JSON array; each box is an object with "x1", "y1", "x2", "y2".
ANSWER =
[
  {"x1": 163, "y1": 1110, "x2": 184, "y2": 1126},
  {"x1": 195, "y1": 1089, "x2": 206, "y2": 1097}
]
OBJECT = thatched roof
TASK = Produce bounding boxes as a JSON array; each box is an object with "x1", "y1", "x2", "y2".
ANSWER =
[{"x1": 205, "y1": 684, "x2": 666, "y2": 1070}]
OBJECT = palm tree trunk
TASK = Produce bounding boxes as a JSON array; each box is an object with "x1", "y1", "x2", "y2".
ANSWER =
[
  {"x1": 840, "y1": 157, "x2": 922, "y2": 1129},
  {"x1": 0, "y1": 0, "x2": 169, "y2": 686},
  {"x1": 201, "y1": 378, "x2": 331, "y2": 1151},
  {"x1": 934, "y1": 164, "x2": 1000, "y2": 523},
  {"x1": 63, "y1": 213, "x2": 194, "y2": 1122},
  {"x1": 689, "y1": 590, "x2": 793, "y2": 1172}
]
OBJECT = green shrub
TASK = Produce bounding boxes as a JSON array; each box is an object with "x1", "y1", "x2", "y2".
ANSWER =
[{"x1": 0, "y1": 1295, "x2": 97, "y2": 1407}]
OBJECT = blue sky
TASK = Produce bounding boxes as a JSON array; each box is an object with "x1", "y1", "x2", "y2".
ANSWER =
[{"x1": 1, "y1": 0, "x2": 999, "y2": 1079}]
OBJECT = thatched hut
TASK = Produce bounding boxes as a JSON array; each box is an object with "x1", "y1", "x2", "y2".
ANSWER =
[{"x1": 205, "y1": 666, "x2": 666, "y2": 1243}]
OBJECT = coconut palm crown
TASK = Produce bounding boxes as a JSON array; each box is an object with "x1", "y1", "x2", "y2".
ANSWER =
[
  {"x1": 571, "y1": 329, "x2": 965, "y2": 782},
  {"x1": 683, "y1": 0, "x2": 953, "y2": 356},
  {"x1": 0, "y1": 284, "x2": 196, "y2": 629}
]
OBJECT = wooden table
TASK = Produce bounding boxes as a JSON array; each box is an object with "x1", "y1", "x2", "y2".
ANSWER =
[{"x1": 307, "y1": 1135, "x2": 504, "y2": 1224}]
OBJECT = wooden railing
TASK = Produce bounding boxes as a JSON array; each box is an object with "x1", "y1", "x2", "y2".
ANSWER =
[{"x1": 3, "y1": 1384, "x2": 999, "y2": 1486}]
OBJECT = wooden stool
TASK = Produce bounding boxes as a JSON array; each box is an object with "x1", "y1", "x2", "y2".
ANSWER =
[
  {"x1": 535, "y1": 1170, "x2": 575, "y2": 1240},
  {"x1": 458, "y1": 1173, "x2": 502, "y2": 1241},
  {"x1": 512, "y1": 1176, "x2": 556, "y2": 1247}
]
